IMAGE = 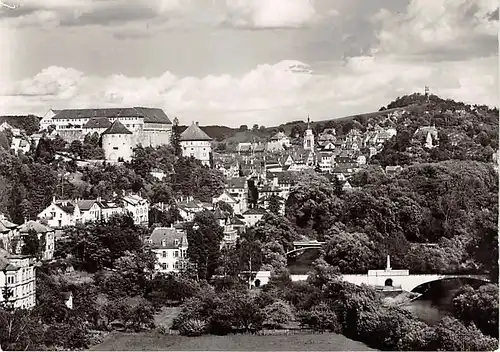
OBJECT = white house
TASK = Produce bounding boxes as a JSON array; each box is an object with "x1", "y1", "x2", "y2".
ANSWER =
[
  {"x1": 180, "y1": 122, "x2": 212, "y2": 167},
  {"x1": 226, "y1": 177, "x2": 248, "y2": 214},
  {"x1": 147, "y1": 227, "x2": 188, "y2": 274},
  {"x1": 0, "y1": 249, "x2": 36, "y2": 309},
  {"x1": 77, "y1": 200, "x2": 102, "y2": 223},
  {"x1": 98, "y1": 200, "x2": 124, "y2": 222},
  {"x1": 213, "y1": 190, "x2": 243, "y2": 215},
  {"x1": 267, "y1": 131, "x2": 291, "y2": 151},
  {"x1": 38, "y1": 197, "x2": 81, "y2": 228},
  {"x1": 17, "y1": 221, "x2": 55, "y2": 261},
  {"x1": 122, "y1": 194, "x2": 149, "y2": 225},
  {"x1": 242, "y1": 207, "x2": 267, "y2": 227}
]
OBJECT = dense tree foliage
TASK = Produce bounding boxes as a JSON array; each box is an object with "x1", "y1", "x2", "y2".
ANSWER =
[{"x1": 186, "y1": 211, "x2": 224, "y2": 280}]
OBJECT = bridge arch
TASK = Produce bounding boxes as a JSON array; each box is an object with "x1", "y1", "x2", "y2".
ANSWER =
[
  {"x1": 408, "y1": 275, "x2": 491, "y2": 293},
  {"x1": 285, "y1": 246, "x2": 322, "y2": 256}
]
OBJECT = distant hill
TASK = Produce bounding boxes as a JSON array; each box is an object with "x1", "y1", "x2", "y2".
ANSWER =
[{"x1": 0, "y1": 115, "x2": 41, "y2": 135}]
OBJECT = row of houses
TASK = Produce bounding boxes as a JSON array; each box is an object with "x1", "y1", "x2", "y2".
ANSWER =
[{"x1": 38, "y1": 194, "x2": 149, "y2": 228}]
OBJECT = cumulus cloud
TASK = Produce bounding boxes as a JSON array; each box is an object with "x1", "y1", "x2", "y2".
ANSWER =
[
  {"x1": 372, "y1": 0, "x2": 499, "y2": 59},
  {"x1": 0, "y1": 56, "x2": 497, "y2": 126}
]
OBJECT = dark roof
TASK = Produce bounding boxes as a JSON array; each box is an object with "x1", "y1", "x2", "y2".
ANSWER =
[
  {"x1": 56, "y1": 202, "x2": 76, "y2": 214},
  {"x1": 52, "y1": 107, "x2": 172, "y2": 124},
  {"x1": 148, "y1": 227, "x2": 187, "y2": 249},
  {"x1": 230, "y1": 216, "x2": 246, "y2": 226},
  {"x1": 83, "y1": 117, "x2": 112, "y2": 129},
  {"x1": 77, "y1": 200, "x2": 96, "y2": 211},
  {"x1": 102, "y1": 119, "x2": 132, "y2": 135},
  {"x1": 180, "y1": 122, "x2": 212, "y2": 141},
  {"x1": 243, "y1": 207, "x2": 267, "y2": 215},
  {"x1": 18, "y1": 220, "x2": 53, "y2": 234},
  {"x1": 226, "y1": 177, "x2": 247, "y2": 189}
]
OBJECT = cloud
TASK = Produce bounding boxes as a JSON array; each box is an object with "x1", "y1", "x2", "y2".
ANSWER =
[
  {"x1": 1, "y1": 0, "x2": 328, "y2": 29},
  {"x1": 0, "y1": 55, "x2": 497, "y2": 126},
  {"x1": 372, "y1": 0, "x2": 499, "y2": 59}
]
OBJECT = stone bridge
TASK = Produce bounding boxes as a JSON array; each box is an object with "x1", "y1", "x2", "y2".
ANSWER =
[
  {"x1": 251, "y1": 256, "x2": 490, "y2": 292},
  {"x1": 286, "y1": 241, "x2": 325, "y2": 256},
  {"x1": 251, "y1": 271, "x2": 489, "y2": 292}
]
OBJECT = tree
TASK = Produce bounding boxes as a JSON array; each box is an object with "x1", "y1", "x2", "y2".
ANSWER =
[
  {"x1": 21, "y1": 229, "x2": 43, "y2": 260},
  {"x1": 34, "y1": 137, "x2": 55, "y2": 164},
  {"x1": 238, "y1": 125, "x2": 248, "y2": 132},
  {"x1": 69, "y1": 140, "x2": 83, "y2": 158},
  {"x1": 238, "y1": 230, "x2": 263, "y2": 287},
  {"x1": 452, "y1": 284, "x2": 499, "y2": 338},
  {"x1": 186, "y1": 211, "x2": 224, "y2": 280},
  {"x1": 171, "y1": 117, "x2": 182, "y2": 157},
  {"x1": 268, "y1": 194, "x2": 281, "y2": 215},
  {"x1": 252, "y1": 124, "x2": 259, "y2": 131}
]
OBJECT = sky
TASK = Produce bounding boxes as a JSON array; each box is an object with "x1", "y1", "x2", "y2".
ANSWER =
[{"x1": 0, "y1": 0, "x2": 497, "y2": 127}]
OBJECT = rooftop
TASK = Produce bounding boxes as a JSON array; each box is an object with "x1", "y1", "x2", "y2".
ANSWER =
[
  {"x1": 52, "y1": 107, "x2": 172, "y2": 124},
  {"x1": 102, "y1": 119, "x2": 132, "y2": 135},
  {"x1": 180, "y1": 122, "x2": 212, "y2": 141}
]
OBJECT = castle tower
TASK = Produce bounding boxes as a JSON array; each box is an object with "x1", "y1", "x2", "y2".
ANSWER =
[
  {"x1": 303, "y1": 115, "x2": 315, "y2": 151},
  {"x1": 102, "y1": 120, "x2": 133, "y2": 162},
  {"x1": 179, "y1": 121, "x2": 212, "y2": 167}
]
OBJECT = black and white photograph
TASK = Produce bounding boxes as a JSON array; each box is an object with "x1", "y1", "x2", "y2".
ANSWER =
[{"x1": 0, "y1": 0, "x2": 498, "y2": 350}]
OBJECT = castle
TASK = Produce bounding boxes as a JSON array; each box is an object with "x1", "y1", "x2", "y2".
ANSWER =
[
  {"x1": 41, "y1": 107, "x2": 173, "y2": 161},
  {"x1": 180, "y1": 121, "x2": 213, "y2": 167}
]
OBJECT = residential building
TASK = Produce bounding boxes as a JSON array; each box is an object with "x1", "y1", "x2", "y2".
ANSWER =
[
  {"x1": 147, "y1": 227, "x2": 188, "y2": 274},
  {"x1": 38, "y1": 197, "x2": 81, "y2": 228},
  {"x1": 213, "y1": 190, "x2": 244, "y2": 215},
  {"x1": 267, "y1": 131, "x2": 291, "y2": 151},
  {"x1": 0, "y1": 215, "x2": 19, "y2": 252},
  {"x1": 0, "y1": 249, "x2": 36, "y2": 309},
  {"x1": 242, "y1": 207, "x2": 267, "y2": 227},
  {"x1": 122, "y1": 194, "x2": 149, "y2": 225},
  {"x1": 180, "y1": 122, "x2": 212, "y2": 166},
  {"x1": 226, "y1": 177, "x2": 249, "y2": 214},
  {"x1": 17, "y1": 221, "x2": 55, "y2": 261}
]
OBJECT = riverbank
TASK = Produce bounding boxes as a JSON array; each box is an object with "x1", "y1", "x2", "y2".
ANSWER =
[{"x1": 90, "y1": 331, "x2": 375, "y2": 351}]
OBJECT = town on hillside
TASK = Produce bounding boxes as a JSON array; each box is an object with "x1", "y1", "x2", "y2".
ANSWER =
[{"x1": 0, "y1": 92, "x2": 498, "y2": 351}]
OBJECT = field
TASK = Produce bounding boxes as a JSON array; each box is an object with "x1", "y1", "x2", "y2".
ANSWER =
[{"x1": 90, "y1": 331, "x2": 374, "y2": 351}]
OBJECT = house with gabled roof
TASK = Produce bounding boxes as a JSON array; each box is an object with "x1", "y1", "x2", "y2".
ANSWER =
[
  {"x1": 38, "y1": 197, "x2": 81, "y2": 228},
  {"x1": 121, "y1": 194, "x2": 149, "y2": 225},
  {"x1": 16, "y1": 220, "x2": 55, "y2": 261}
]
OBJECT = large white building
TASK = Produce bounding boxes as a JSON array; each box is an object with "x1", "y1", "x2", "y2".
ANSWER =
[
  {"x1": 41, "y1": 107, "x2": 173, "y2": 152},
  {"x1": 122, "y1": 194, "x2": 149, "y2": 225},
  {"x1": 180, "y1": 122, "x2": 212, "y2": 166},
  {"x1": 0, "y1": 249, "x2": 36, "y2": 309},
  {"x1": 147, "y1": 227, "x2": 188, "y2": 274},
  {"x1": 16, "y1": 221, "x2": 55, "y2": 261}
]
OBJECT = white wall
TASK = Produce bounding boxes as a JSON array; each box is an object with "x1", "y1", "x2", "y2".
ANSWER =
[
  {"x1": 102, "y1": 134, "x2": 134, "y2": 162},
  {"x1": 181, "y1": 140, "x2": 212, "y2": 166}
]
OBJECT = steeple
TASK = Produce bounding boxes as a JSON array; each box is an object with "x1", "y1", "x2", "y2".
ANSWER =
[
  {"x1": 303, "y1": 115, "x2": 315, "y2": 151},
  {"x1": 307, "y1": 114, "x2": 311, "y2": 129}
]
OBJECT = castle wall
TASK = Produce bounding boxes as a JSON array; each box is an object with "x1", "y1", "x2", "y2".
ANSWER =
[
  {"x1": 102, "y1": 134, "x2": 134, "y2": 162},
  {"x1": 55, "y1": 130, "x2": 84, "y2": 143}
]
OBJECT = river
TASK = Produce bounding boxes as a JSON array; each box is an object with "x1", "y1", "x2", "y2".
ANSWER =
[{"x1": 287, "y1": 249, "x2": 485, "y2": 326}]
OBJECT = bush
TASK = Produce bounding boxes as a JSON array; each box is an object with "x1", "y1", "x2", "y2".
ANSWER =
[
  {"x1": 178, "y1": 319, "x2": 208, "y2": 337},
  {"x1": 261, "y1": 300, "x2": 294, "y2": 329},
  {"x1": 426, "y1": 316, "x2": 498, "y2": 351},
  {"x1": 297, "y1": 302, "x2": 340, "y2": 332}
]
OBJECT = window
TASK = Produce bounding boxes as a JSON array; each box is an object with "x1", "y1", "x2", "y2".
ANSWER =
[
  {"x1": 162, "y1": 251, "x2": 167, "y2": 257},
  {"x1": 113, "y1": 147, "x2": 118, "y2": 150},
  {"x1": 7, "y1": 275, "x2": 14, "y2": 284},
  {"x1": 174, "y1": 262, "x2": 179, "y2": 269},
  {"x1": 174, "y1": 251, "x2": 179, "y2": 258},
  {"x1": 161, "y1": 263, "x2": 167, "y2": 270}
]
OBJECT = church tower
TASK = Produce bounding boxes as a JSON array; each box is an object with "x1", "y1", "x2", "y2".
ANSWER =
[{"x1": 303, "y1": 115, "x2": 315, "y2": 151}]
